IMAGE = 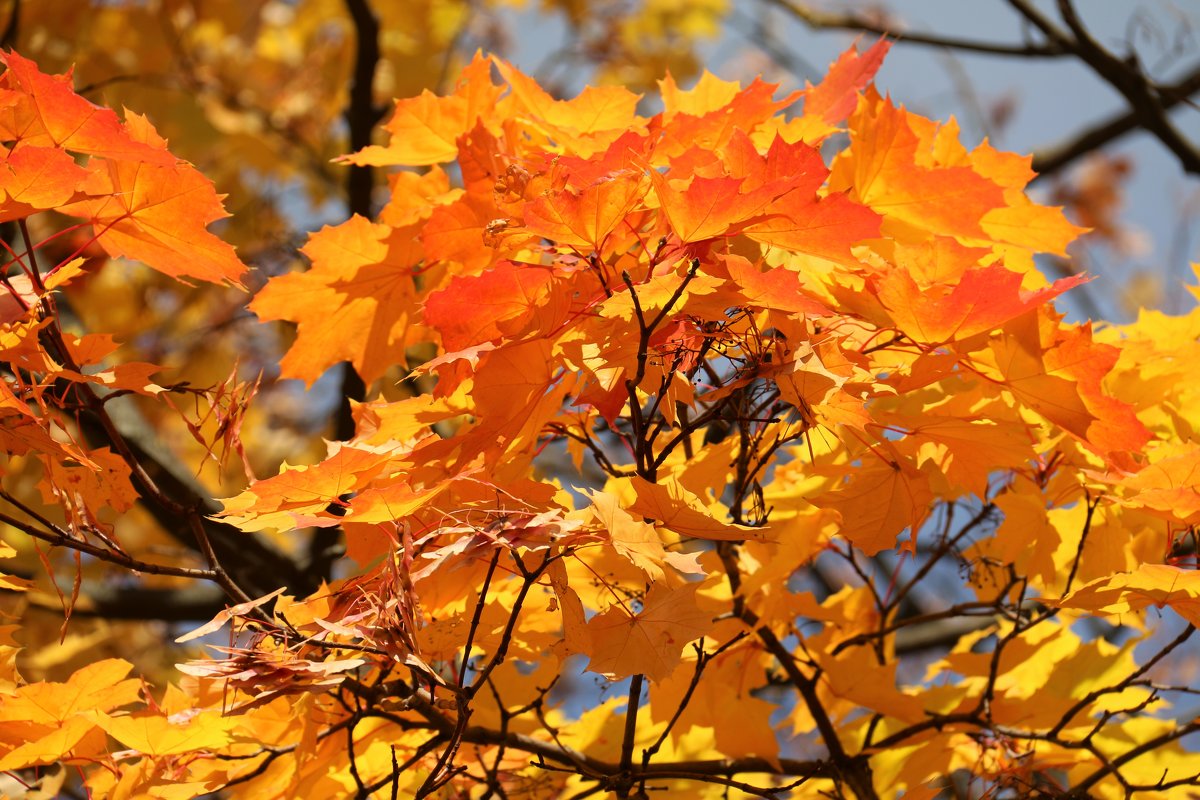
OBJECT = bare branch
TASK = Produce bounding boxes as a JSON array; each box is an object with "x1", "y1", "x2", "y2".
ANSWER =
[
  {"x1": 765, "y1": 0, "x2": 1069, "y2": 57},
  {"x1": 1032, "y1": 60, "x2": 1200, "y2": 177},
  {"x1": 0, "y1": 509, "x2": 217, "y2": 582},
  {"x1": 1049, "y1": 0, "x2": 1200, "y2": 174}
]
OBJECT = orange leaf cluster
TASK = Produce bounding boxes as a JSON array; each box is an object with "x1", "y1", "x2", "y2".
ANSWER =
[{"x1": 4, "y1": 39, "x2": 1200, "y2": 799}]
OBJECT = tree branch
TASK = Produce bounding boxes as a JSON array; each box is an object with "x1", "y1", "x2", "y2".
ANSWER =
[
  {"x1": 764, "y1": 0, "x2": 1069, "y2": 58},
  {"x1": 342, "y1": 0, "x2": 387, "y2": 220},
  {"x1": 22, "y1": 584, "x2": 229, "y2": 621},
  {"x1": 1032, "y1": 61, "x2": 1200, "y2": 178},
  {"x1": 1007, "y1": 0, "x2": 1200, "y2": 176},
  {"x1": 0, "y1": 509, "x2": 217, "y2": 582},
  {"x1": 764, "y1": 0, "x2": 1200, "y2": 179},
  {"x1": 74, "y1": 400, "x2": 311, "y2": 599},
  {"x1": 1048, "y1": 0, "x2": 1200, "y2": 174}
]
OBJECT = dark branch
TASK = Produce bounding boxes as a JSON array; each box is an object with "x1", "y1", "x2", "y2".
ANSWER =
[
  {"x1": 74, "y1": 402, "x2": 311, "y2": 599},
  {"x1": 23, "y1": 583, "x2": 228, "y2": 622},
  {"x1": 1032, "y1": 61, "x2": 1200, "y2": 178},
  {"x1": 342, "y1": 0, "x2": 387, "y2": 220},
  {"x1": 765, "y1": 0, "x2": 1069, "y2": 58},
  {"x1": 1047, "y1": 0, "x2": 1200, "y2": 174},
  {"x1": 1, "y1": 0, "x2": 18, "y2": 50}
]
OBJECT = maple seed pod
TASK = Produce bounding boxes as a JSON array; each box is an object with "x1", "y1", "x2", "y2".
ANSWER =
[{"x1": 483, "y1": 218, "x2": 511, "y2": 246}]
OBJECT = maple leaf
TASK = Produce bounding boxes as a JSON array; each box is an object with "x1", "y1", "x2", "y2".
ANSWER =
[
  {"x1": 659, "y1": 70, "x2": 745, "y2": 117},
  {"x1": 874, "y1": 265, "x2": 1088, "y2": 346},
  {"x1": 744, "y1": 187, "x2": 881, "y2": 266},
  {"x1": 493, "y1": 58, "x2": 645, "y2": 156},
  {"x1": 1105, "y1": 441, "x2": 1200, "y2": 524},
  {"x1": 339, "y1": 53, "x2": 502, "y2": 167},
  {"x1": 217, "y1": 444, "x2": 394, "y2": 531},
  {"x1": 628, "y1": 475, "x2": 765, "y2": 542},
  {"x1": 970, "y1": 140, "x2": 1087, "y2": 255},
  {"x1": 62, "y1": 112, "x2": 247, "y2": 286},
  {"x1": 649, "y1": 644, "x2": 782, "y2": 762},
  {"x1": 251, "y1": 215, "x2": 421, "y2": 385},
  {"x1": 830, "y1": 90, "x2": 1007, "y2": 242},
  {"x1": 524, "y1": 170, "x2": 647, "y2": 254},
  {"x1": 41, "y1": 445, "x2": 138, "y2": 530},
  {"x1": 423, "y1": 260, "x2": 560, "y2": 351},
  {"x1": 802, "y1": 38, "x2": 893, "y2": 130},
  {"x1": 818, "y1": 646, "x2": 925, "y2": 723},
  {"x1": 421, "y1": 192, "x2": 512, "y2": 273},
  {"x1": 990, "y1": 311, "x2": 1150, "y2": 456},
  {"x1": 815, "y1": 444, "x2": 934, "y2": 555},
  {"x1": 689, "y1": 129, "x2": 882, "y2": 263},
  {"x1": 97, "y1": 712, "x2": 238, "y2": 758},
  {"x1": 586, "y1": 488, "x2": 707, "y2": 580},
  {"x1": 0, "y1": 658, "x2": 140, "y2": 724},
  {"x1": 657, "y1": 74, "x2": 799, "y2": 154},
  {"x1": 649, "y1": 171, "x2": 781, "y2": 243},
  {"x1": 460, "y1": 338, "x2": 572, "y2": 459},
  {"x1": 1058, "y1": 564, "x2": 1200, "y2": 626},
  {"x1": 716, "y1": 254, "x2": 830, "y2": 315},
  {"x1": 350, "y1": 90, "x2": 469, "y2": 166},
  {"x1": 0, "y1": 716, "x2": 101, "y2": 772},
  {"x1": 966, "y1": 492, "x2": 1062, "y2": 591},
  {"x1": 0, "y1": 55, "x2": 246, "y2": 284},
  {"x1": 890, "y1": 237, "x2": 994, "y2": 285},
  {"x1": 0, "y1": 144, "x2": 88, "y2": 220},
  {"x1": 586, "y1": 582, "x2": 714, "y2": 682},
  {"x1": 0, "y1": 52, "x2": 175, "y2": 165},
  {"x1": 904, "y1": 416, "x2": 1036, "y2": 496}
]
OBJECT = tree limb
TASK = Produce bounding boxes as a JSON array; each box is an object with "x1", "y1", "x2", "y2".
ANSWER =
[
  {"x1": 1047, "y1": 0, "x2": 1200, "y2": 174},
  {"x1": 1032, "y1": 61, "x2": 1200, "y2": 178},
  {"x1": 74, "y1": 398, "x2": 311, "y2": 599},
  {"x1": 765, "y1": 0, "x2": 1069, "y2": 58},
  {"x1": 22, "y1": 584, "x2": 228, "y2": 621}
]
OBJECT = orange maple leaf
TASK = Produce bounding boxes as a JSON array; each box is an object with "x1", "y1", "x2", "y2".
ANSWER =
[
  {"x1": 587, "y1": 582, "x2": 714, "y2": 681},
  {"x1": 217, "y1": 445, "x2": 394, "y2": 531},
  {"x1": 992, "y1": 312, "x2": 1150, "y2": 456},
  {"x1": 339, "y1": 53, "x2": 502, "y2": 167},
  {"x1": 1058, "y1": 564, "x2": 1200, "y2": 626},
  {"x1": 250, "y1": 215, "x2": 420, "y2": 385},
  {"x1": 0, "y1": 52, "x2": 175, "y2": 165},
  {"x1": 803, "y1": 38, "x2": 893, "y2": 129},
  {"x1": 830, "y1": 90, "x2": 1007, "y2": 242},
  {"x1": 524, "y1": 170, "x2": 647, "y2": 254},
  {"x1": 423, "y1": 260, "x2": 561, "y2": 351},
  {"x1": 875, "y1": 265, "x2": 1088, "y2": 345},
  {"x1": 62, "y1": 112, "x2": 247, "y2": 286},
  {"x1": 650, "y1": 171, "x2": 782, "y2": 243},
  {"x1": 815, "y1": 444, "x2": 934, "y2": 555},
  {"x1": 0, "y1": 144, "x2": 87, "y2": 220},
  {"x1": 628, "y1": 475, "x2": 765, "y2": 542},
  {"x1": 657, "y1": 74, "x2": 799, "y2": 154}
]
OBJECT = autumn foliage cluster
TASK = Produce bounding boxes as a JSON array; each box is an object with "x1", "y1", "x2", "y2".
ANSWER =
[{"x1": 2, "y1": 34, "x2": 1200, "y2": 799}]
